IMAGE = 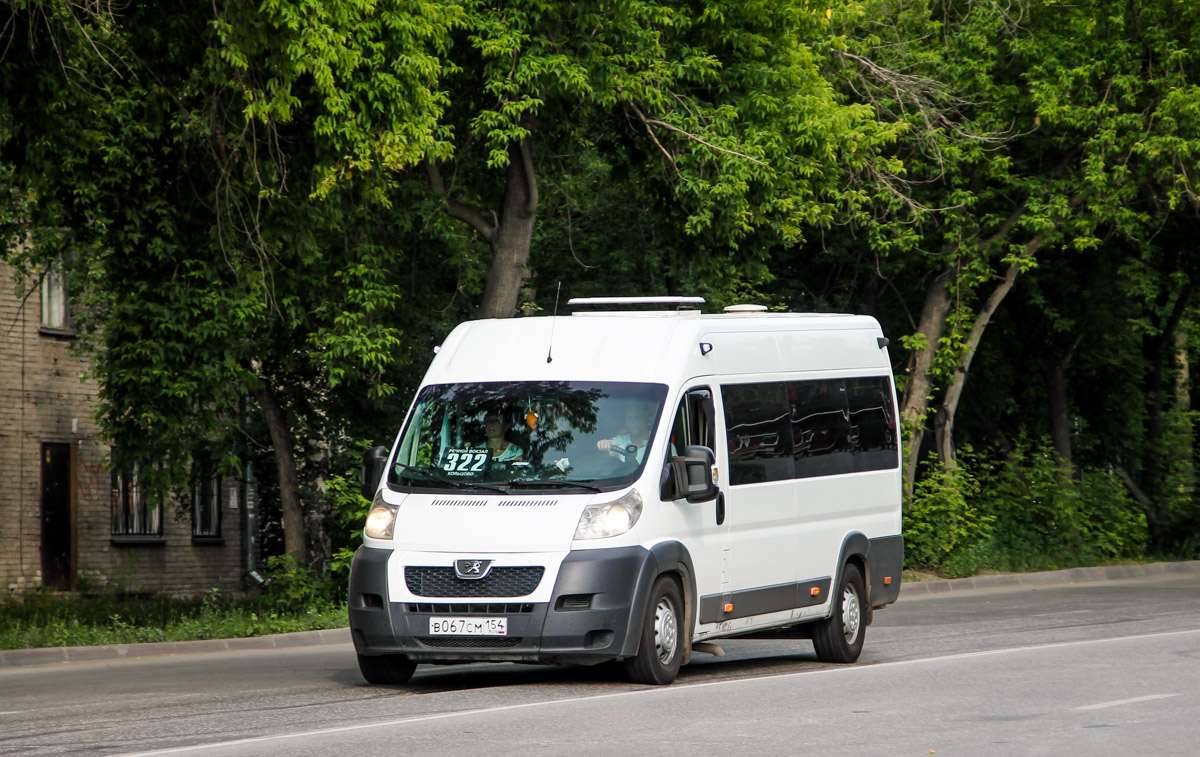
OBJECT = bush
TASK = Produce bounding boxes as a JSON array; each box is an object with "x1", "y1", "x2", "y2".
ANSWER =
[
  {"x1": 904, "y1": 452, "x2": 994, "y2": 577},
  {"x1": 259, "y1": 555, "x2": 342, "y2": 614},
  {"x1": 973, "y1": 438, "x2": 1148, "y2": 572}
]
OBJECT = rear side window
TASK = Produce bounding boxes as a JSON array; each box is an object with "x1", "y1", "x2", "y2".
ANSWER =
[
  {"x1": 723, "y1": 376, "x2": 898, "y2": 485},
  {"x1": 846, "y1": 376, "x2": 898, "y2": 473}
]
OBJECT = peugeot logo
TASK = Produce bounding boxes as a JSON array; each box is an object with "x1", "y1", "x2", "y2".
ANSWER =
[{"x1": 454, "y1": 559, "x2": 493, "y2": 580}]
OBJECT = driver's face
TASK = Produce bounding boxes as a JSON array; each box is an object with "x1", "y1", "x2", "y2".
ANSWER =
[{"x1": 625, "y1": 410, "x2": 648, "y2": 436}]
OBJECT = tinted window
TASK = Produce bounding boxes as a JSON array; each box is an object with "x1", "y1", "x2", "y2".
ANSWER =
[
  {"x1": 791, "y1": 380, "x2": 852, "y2": 478},
  {"x1": 846, "y1": 376, "x2": 899, "y2": 472},
  {"x1": 723, "y1": 383, "x2": 794, "y2": 485}
]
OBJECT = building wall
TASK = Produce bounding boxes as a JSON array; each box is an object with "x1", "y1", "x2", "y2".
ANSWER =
[{"x1": 1, "y1": 260, "x2": 252, "y2": 596}]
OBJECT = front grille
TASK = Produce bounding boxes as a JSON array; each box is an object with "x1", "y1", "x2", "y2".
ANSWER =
[
  {"x1": 416, "y1": 636, "x2": 523, "y2": 649},
  {"x1": 407, "y1": 603, "x2": 535, "y2": 614},
  {"x1": 405, "y1": 567, "x2": 545, "y2": 598}
]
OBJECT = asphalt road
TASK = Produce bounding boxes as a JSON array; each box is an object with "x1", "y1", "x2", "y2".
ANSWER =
[{"x1": 1, "y1": 573, "x2": 1197, "y2": 756}]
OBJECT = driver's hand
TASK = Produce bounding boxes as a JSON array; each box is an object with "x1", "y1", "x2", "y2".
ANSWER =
[{"x1": 597, "y1": 439, "x2": 613, "y2": 453}]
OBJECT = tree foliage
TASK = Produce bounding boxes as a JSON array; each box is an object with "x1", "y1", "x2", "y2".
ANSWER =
[{"x1": 3, "y1": 0, "x2": 1200, "y2": 578}]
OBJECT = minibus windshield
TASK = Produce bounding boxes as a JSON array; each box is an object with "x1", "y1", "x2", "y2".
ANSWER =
[{"x1": 388, "y1": 381, "x2": 668, "y2": 493}]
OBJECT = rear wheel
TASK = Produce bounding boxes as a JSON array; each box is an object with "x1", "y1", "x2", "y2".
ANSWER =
[
  {"x1": 812, "y1": 563, "x2": 866, "y2": 663},
  {"x1": 624, "y1": 576, "x2": 684, "y2": 685},
  {"x1": 357, "y1": 653, "x2": 416, "y2": 685}
]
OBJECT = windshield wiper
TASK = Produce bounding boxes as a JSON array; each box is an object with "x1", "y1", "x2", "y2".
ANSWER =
[
  {"x1": 394, "y1": 465, "x2": 508, "y2": 494},
  {"x1": 505, "y1": 479, "x2": 603, "y2": 493}
]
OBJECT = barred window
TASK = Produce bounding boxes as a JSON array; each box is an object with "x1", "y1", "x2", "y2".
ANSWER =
[
  {"x1": 110, "y1": 458, "x2": 163, "y2": 537},
  {"x1": 192, "y1": 452, "x2": 223, "y2": 539}
]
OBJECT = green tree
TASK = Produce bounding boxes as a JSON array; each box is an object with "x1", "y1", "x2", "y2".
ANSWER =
[
  {"x1": 0, "y1": 0, "x2": 460, "y2": 561},
  {"x1": 413, "y1": 0, "x2": 900, "y2": 317},
  {"x1": 819, "y1": 0, "x2": 1200, "y2": 508}
]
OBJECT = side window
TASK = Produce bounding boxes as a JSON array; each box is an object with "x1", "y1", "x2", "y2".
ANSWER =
[
  {"x1": 669, "y1": 400, "x2": 689, "y2": 458},
  {"x1": 40, "y1": 256, "x2": 73, "y2": 334},
  {"x1": 847, "y1": 376, "x2": 899, "y2": 472},
  {"x1": 722, "y1": 383, "x2": 794, "y2": 485},
  {"x1": 790, "y1": 379, "x2": 852, "y2": 478},
  {"x1": 668, "y1": 388, "x2": 715, "y2": 458}
]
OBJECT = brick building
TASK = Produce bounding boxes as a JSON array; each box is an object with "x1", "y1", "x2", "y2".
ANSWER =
[{"x1": 1, "y1": 259, "x2": 256, "y2": 595}]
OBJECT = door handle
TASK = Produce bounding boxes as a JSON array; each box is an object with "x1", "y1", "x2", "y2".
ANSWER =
[{"x1": 716, "y1": 491, "x2": 725, "y2": 526}]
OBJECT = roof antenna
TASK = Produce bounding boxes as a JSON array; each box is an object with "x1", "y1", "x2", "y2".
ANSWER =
[{"x1": 546, "y1": 282, "x2": 561, "y2": 364}]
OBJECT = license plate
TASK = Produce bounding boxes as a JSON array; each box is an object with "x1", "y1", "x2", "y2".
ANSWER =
[{"x1": 429, "y1": 617, "x2": 508, "y2": 636}]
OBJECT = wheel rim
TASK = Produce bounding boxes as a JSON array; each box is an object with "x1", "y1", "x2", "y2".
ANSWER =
[
  {"x1": 841, "y1": 584, "x2": 861, "y2": 645},
  {"x1": 653, "y1": 596, "x2": 678, "y2": 665}
]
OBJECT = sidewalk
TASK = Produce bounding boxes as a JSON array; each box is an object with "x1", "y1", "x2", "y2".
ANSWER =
[{"x1": 3, "y1": 560, "x2": 1197, "y2": 669}]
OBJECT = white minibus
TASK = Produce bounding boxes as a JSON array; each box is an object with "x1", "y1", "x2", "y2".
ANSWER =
[{"x1": 349, "y1": 297, "x2": 903, "y2": 685}]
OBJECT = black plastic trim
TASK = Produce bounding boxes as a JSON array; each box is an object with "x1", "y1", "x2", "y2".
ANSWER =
[
  {"x1": 868, "y1": 534, "x2": 904, "y2": 608},
  {"x1": 698, "y1": 578, "x2": 831, "y2": 623}
]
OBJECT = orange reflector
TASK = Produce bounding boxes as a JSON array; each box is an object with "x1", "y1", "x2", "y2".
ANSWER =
[
  {"x1": 811, "y1": 587, "x2": 821, "y2": 596},
  {"x1": 724, "y1": 603, "x2": 734, "y2": 613},
  {"x1": 884, "y1": 576, "x2": 892, "y2": 585}
]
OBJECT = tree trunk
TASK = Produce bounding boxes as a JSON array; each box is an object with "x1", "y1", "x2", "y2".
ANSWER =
[
  {"x1": 900, "y1": 267, "x2": 955, "y2": 502},
  {"x1": 250, "y1": 383, "x2": 305, "y2": 559},
  {"x1": 1176, "y1": 329, "x2": 1191, "y2": 412},
  {"x1": 1140, "y1": 283, "x2": 1195, "y2": 548},
  {"x1": 1042, "y1": 355, "x2": 1073, "y2": 475},
  {"x1": 936, "y1": 261, "x2": 1020, "y2": 464},
  {"x1": 478, "y1": 138, "x2": 539, "y2": 320}
]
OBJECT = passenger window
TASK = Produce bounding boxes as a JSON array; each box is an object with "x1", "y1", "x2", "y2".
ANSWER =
[
  {"x1": 846, "y1": 376, "x2": 899, "y2": 472},
  {"x1": 722, "y1": 383, "x2": 794, "y2": 485},
  {"x1": 791, "y1": 379, "x2": 852, "y2": 478}
]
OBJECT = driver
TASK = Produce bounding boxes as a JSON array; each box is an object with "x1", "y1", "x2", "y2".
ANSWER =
[
  {"x1": 483, "y1": 411, "x2": 524, "y2": 461},
  {"x1": 597, "y1": 405, "x2": 652, "y2": 464}
]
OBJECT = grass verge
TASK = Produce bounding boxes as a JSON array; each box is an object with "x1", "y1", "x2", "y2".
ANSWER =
[{"x1": 0, "y1": 590, "x2": 348, "y2": 651}]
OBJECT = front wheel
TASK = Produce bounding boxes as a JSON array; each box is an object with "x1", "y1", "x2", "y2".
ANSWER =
[
  {"x1": 357, "y1": 653, "x2": 416, "y2": 685},
  {"x1": 624, "y1": 576, "x2": 685, "y2": 685},
  {"x1": 811, "y1": 563, "x2": 866, "y2": 663}
]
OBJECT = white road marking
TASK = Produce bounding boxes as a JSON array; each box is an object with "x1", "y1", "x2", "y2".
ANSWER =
[
  {"x1": 1075, "y1": 694, "x2": 1179, "y2": 711},
  {"x1": 122, "y1": 627, "x2": 1200, "y2": 756},
  {"x1": 0, "y1": 711, "x2": 23, "y2": 715}
]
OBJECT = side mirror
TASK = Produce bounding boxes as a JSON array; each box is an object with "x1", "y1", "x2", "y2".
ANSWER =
[
  {"x1": 361, "y1": 446, "x2": 390, "y2": 500},
  {"x1": 662, "y1": 445, "x2": 718, "y2": 503}
]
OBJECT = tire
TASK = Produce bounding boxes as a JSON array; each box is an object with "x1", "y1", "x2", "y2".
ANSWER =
[
  {"x1": 812, "y1": 563, "x2": 866, "y2": 664},
  {"x1": 357, "y1": 653, "x2": 416, "y2": 685},
  {"x1": 624, "y1": 575, "x2": 685, "y2": 685}
]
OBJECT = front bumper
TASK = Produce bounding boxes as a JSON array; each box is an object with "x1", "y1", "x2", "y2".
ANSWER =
[{"x1": 348, "y1": 545, "x2": 654, "y2": 666}]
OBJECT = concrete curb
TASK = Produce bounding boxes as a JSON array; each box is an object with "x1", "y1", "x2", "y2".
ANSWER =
[
  {"x1": 0, "y1": 627, "x2": 351, "y2": 669},
  {"x1": 898, "y1": 559, "x2": 1200, "y2": 597},
  {"x1": 3, "y1": 561, "x2": 1197, "y2": 669}
]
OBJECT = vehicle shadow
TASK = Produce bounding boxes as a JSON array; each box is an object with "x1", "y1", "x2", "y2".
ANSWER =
[{"x1": 342, "y1": 643, "x2": 828, "y2": 693}]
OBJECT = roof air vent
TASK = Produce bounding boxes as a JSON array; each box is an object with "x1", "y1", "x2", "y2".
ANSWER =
[{"x1": 723, "y1": 304, "x2": 769, "y2": 313}]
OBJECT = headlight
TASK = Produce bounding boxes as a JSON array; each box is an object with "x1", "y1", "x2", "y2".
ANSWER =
[
  {"x1": 574, "y1": 489, "x2": 643, "y2": 540},
  {"x1": 364, "y1": 492, "x2": 399, "y2": 540}
]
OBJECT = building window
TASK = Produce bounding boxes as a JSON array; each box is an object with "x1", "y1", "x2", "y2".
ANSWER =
[
  {"x1": 111, "y1": 457, "x2": 163, "y2": 539},
  {"x1": 192, "y1": 453, "x2": 224, "y2": 540},
  {"x1": 40, "y1": 257, "x2": 73, "y2": 334}
]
